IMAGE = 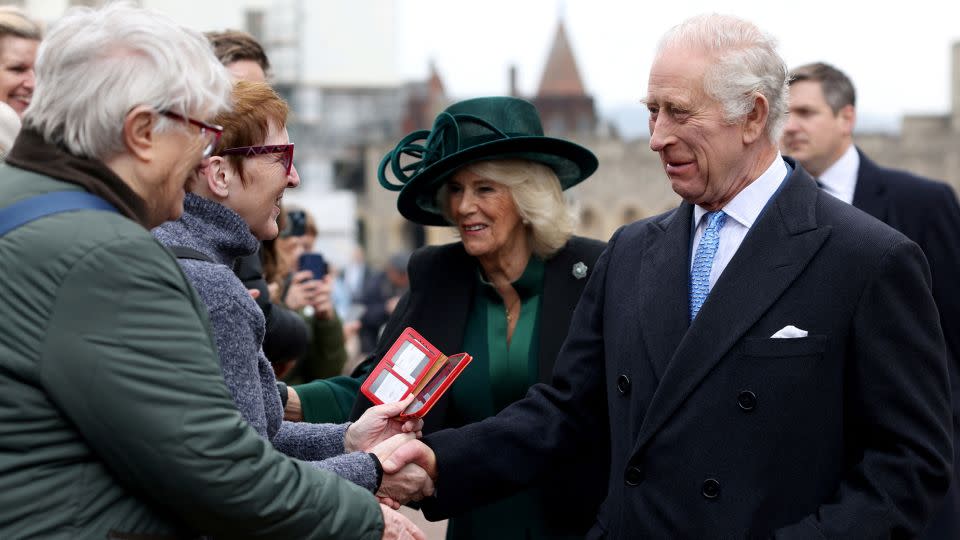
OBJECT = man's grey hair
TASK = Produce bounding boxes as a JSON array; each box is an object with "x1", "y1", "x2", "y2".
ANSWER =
[
  {"x1": 24, "y1": 2, "x2": 232, "y2": 160},
  {"x1": 657, "y1": 13, "x2": 789, "y2": 144},
  {"x1": 789, "y1": 62, "x2": 856, "y2": 115}
]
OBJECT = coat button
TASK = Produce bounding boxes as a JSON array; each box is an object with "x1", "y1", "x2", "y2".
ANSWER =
[
  {"x1": 737, "y1": 390, "x2": 757, "y2": 412},
  {"x1": 625, "y1": 465, "x2": 644, "y2": 486},
  {"x1": 617, "y1": 374, "x2": 631, "y2": 395},
  {"x1": 702, "y1": 478, "x2": 721, "y2": 499}
]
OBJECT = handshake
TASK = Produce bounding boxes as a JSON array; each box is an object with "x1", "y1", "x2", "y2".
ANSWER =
[{"x1": 344, "y1": 395, "x2": 439, "y2": 509}]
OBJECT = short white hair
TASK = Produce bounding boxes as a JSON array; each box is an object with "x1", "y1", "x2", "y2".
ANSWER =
[
  {"x1": 24, "y1": 2, "x2": 231, "y2": 160},
  {"x1": 657, "y1": 13, "x2": 789, "y2": 143},
  {"x1": 438, "y1": 159, "x2": 576, "y2": 258}
]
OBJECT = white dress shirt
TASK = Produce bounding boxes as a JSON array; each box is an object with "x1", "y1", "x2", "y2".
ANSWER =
[
  {"x1": 691, "y1": 154, "x2": 789, "y2": 290},
  {"x1": 816, "y1": 144, "x2": 859, "y2": 204}
]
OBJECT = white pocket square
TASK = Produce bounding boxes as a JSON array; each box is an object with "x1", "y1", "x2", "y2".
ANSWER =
[{"x1": 770, "y1": 325, "x2": 808, "y2": 339}]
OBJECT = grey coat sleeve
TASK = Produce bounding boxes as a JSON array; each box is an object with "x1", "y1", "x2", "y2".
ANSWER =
[
  {"x1": 41, "y1": 237, "x2": 383, "y2": 539},
  {"x1": 205, "y1": 297, "x2": 275, "y2": 438},
  {"x1": 209, "y1": 281, "x2": 379, "y2": 493},
  {"x1": 273, "y1": 421, "x2": 380, "y2": 492}
]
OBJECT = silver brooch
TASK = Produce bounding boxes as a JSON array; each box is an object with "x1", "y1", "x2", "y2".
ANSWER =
[{"x1": 572, "y1": 261, "x2": 588, "y2": 279}]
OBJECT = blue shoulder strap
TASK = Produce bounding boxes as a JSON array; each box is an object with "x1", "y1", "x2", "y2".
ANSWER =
[{"x1": 0, "y1": 191, "x2": 119, "y2": 237}]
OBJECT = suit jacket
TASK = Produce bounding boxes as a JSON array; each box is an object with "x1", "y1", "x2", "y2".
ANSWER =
[
  {"x1": 852, "y1": 148, "x2": 960, "y2": 538},
  {"x1": 351, "y1": 236, "x2": 609, "y2": 535},
  {"x1": 422, "y1": 160, "x2": 952, "y2": 539}
]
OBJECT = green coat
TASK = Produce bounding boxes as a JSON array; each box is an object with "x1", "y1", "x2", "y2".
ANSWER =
[{"x1": 0, "y1": 165, "x2": 382, "y2": 539}]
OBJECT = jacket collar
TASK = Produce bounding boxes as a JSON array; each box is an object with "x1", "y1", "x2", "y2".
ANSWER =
[
  {"x1": 5, "y1": 127, "x2": 150, "y2": 227},
  {"x1": 153, "y1": 193, "x2": 259, "y2": 267},
  {"x1": 851, "y1": 147, "x2": 888, "y2": 221}
]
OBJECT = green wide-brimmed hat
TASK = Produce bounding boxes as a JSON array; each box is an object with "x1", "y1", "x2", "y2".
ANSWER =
[{"x1": 378, "y1": 96, "x2": 598, "y2": 226}]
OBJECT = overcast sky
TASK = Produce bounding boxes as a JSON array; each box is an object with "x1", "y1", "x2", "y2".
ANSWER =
[{"x1": 396, "y1": 0, "x2": 960, "y2": 120}]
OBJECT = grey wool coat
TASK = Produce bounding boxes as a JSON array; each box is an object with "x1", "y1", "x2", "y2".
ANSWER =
[{"x1": 154, "y1": 193, "x2": 379, "y2": 491}]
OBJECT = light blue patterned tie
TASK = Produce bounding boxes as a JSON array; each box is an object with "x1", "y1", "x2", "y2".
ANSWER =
[{"x1": 690, "y1": 210, "x2": 727, "y2": 321}]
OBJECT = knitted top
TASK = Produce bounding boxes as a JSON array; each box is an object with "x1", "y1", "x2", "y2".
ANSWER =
[{"x1": 153, "y1": 193, "x2": 377, "y2": 492}]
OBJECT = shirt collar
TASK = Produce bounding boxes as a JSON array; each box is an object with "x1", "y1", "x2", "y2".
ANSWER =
[
  {"x1": 817, "y1": 144, "x2": 859, "y2": 201},
  {"x1": 694, "y1": 152, "x2": 788, "y2": 229}
]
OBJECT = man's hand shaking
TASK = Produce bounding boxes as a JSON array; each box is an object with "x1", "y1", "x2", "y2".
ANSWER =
[{"x1": 376, "y1": 438, "x2": 438, "y2": 509}]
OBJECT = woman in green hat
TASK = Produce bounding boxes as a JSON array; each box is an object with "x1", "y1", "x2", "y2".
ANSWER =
[{"x1": 352, "y1": 96, "x2": 609, "y2": 539}]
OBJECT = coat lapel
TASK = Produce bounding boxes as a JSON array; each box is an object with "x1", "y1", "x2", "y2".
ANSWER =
[
  {"x1": 637, "y1": 204, "x2": 695, "y2": 379},
  {"x1": 421, "y1": 244, "x2": 475, "y2": 352},
  {"x1": 851, "y1": 148, "x2": 888, "y2": 222},
  {"x1": 633, "y1": 167, "x2": 832, "y2": 453},
  {"x1": 419, "y1": 244, "x2": 476, "y2": 433}
]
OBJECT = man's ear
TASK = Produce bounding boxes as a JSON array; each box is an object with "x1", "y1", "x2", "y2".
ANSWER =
[
  {"x1": 742, "y1": 92, "x2": 769, "y2": 145},
  {"x1": 838, "y1": 104, "x2": 856, "y2": 136},
  {"x1": 123, "y1": 105, "x2": 158, "y2": 162},
  {"x1": 200, "y1": 156, "x2": 231, "y2": 198}
]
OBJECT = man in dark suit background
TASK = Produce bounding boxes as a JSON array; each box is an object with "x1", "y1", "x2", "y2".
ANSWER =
[
  {"x1": 782, "y1": 62, "x2": 960, "y2": 539},
  {"x1": 381, "y1": 15, "x2": 953, "y2": 538},
  {"x1": 358, "y1": 251, "x2": 410, "y2": 355}
]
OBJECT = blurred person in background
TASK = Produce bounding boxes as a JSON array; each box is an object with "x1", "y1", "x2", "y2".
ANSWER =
[
  {"x1": 335, "y1": 246, "x2": 375, "y2": 367},
  {"x1": 353, "y1": 96, "x2": 608, "y2": 539},
  {"x1": 206, "y1": 28, "x2": 268, "y2": 83},
  {"x1": 274, "y1": 205, "x2": 351, "y2": 382},
  {"x1": 358, "y1": 250, "x2": 411, "y2": 355},
  {"x1": 275, "y1": 206, "x2": 328, "y2": 313},
  {"x1": 259, "y1": 207, "x2": 309, "y2": 378},
  {"x1": 340, "y1": 245, "x2": 375, "y2": 318},
  {"x1": 0, "y1": 4, "x2": 421, "y2": 538},
  {"x1": 153, "y1": 81, "x2": 432, "y2": 506},
  {"x1": 0, "y1": 6, "x2": 40, "y2": 117}
]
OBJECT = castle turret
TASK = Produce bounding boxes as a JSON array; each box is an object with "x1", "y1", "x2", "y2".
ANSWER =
[{"x1": 531, "y1": 20, "x2": 596, "y2": 135}]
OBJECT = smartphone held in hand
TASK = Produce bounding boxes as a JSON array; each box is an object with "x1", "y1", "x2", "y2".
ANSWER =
[{"x1": 298, "y1": 252, "x2": 328, "y2": 279}]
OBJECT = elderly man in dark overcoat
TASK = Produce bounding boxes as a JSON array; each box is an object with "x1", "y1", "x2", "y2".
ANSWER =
[{"x1": 381, "y1": 13, "x2": 953, "y2": 539}]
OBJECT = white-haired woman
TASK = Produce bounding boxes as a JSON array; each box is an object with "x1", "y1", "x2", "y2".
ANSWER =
[
  {"x1": 336, "y1": 96, "x2": 609, "y2": 539},
  {"x1": 0, "y1": 6, "x2": 41, "y2": 117}
]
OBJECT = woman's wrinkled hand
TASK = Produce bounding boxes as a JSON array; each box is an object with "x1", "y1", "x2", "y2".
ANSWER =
[{"x1": 344, "y1": 395, "x2": 423, "y2": 453}]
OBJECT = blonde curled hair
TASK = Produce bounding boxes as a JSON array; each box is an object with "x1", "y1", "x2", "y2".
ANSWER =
[{"x1": 438, "y1": 159, "x2": 576, "y2": 258}]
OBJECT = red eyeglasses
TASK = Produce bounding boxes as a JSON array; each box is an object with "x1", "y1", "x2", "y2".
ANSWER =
[
  {"x1": 219, "y1": 144, "x2": 296, "y2": 176},
  {"x1": 159, "y1": 110, "x2": 223, "y2": 158}
]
